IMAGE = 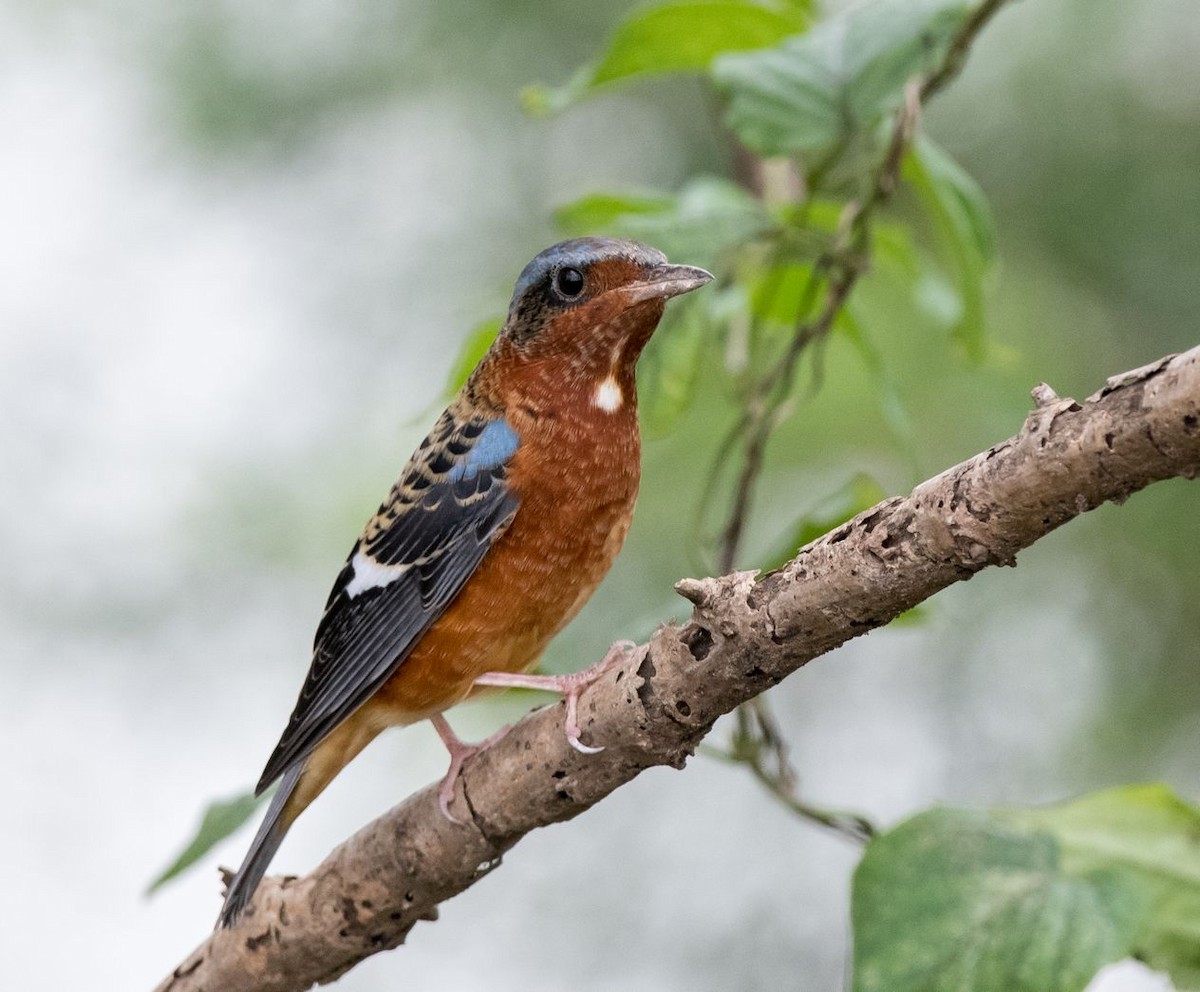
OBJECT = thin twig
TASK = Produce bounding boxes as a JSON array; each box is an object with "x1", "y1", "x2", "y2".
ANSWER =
[
  {"x1": 714, "y1": 80, "x2": 920, "y2": 576},
  {"x1": 921, "y1": 0, "x2": 1012, "y2": 102},
  {"x1": 711, "y1": 0, "x2": 1016, "y2": 830},
  {"x1": 705, "y1": 700, "x2": 877, "y2": 843}
]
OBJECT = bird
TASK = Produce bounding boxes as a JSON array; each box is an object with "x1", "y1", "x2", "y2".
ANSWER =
[{"x1": 217, "y1": 237, "x2": 712, "y2": 927}]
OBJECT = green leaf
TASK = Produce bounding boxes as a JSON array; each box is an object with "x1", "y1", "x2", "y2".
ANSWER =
[
  {"x1": 445, "y1": 317, "x2": 501, "y2": 394},
  {"x1": 748, "y1": 261, "x2": 817, "y2": 327},
  {"x1": 853, "y1": 808, "x2": 1143, "y2": 992},
  {"x1": 522, "y1": 1, "x2": 807, "y2": 116},
  {"x1": 903, "y1": 135, "x2": 996, "y2": 361},
  {"x1": 853, "y1": 786, "x2": 1200, "y2": 992},
  {"x1": 873, "y1": 219, "x2": 923, "y2": 278},
  {"x1": 762, "y1": 472, "x2": 888, "y2": 571},
  {"x1": 147, "y1": 789, "x2": 264, "y2": 894},
  {"x1": 555, "y1": 191, "x2": 675, "y2": 235},
  {"x1": 713, "y1": 0, "x2": 970, "y2": 156},
  {"x1": 837, "y1": 304, "x2": 917, "y2": 451},
  {"x1": 1003, "y1": 785, "x2": 1200, "y2": 988},
  {"x1": 622, "y1": 178, "x2": 772, "y2": 269},
  {"x1": 908, "y1": 135, "x2": 995, "y2": 261},
  {"x1": 639, "y1": 299, "x2": 709, "y2": 436},
  {"x1": 555, "y1": 176, "x2": 772, "y2": 273}
]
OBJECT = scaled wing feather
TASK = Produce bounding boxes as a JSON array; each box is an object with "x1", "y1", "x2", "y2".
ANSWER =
[{"x1": 255, "y1": 412, "x2": 519, "y2": 793}]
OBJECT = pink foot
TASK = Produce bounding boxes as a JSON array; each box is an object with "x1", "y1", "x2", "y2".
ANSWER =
[
  {"x1": 430, "y1": 712, "x2": 511, "y2": 824},
  {"x1": 472, "y1": 640, "x2": 638, "y2": 755}
]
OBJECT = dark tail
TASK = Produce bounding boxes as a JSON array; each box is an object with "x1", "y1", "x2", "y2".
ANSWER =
[{"x1": 216, "y1": 765, "x2": 303, "y2": 928}]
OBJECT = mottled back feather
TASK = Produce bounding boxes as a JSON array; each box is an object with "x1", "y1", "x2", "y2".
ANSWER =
[{"x1": 255, "y1": 409, "x2": 519, "y2": 794}]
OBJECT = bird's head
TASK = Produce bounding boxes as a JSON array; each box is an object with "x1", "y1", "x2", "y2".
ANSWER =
[{"x1": 496, "y1": 237, "x2": 712, "y2": 374}]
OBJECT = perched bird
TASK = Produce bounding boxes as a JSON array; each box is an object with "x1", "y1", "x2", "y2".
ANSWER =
[{"x1": 217, "y1": 237, "x2": 712, "y2": 927}]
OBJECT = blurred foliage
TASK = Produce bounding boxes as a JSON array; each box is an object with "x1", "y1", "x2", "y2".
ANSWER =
[
  {"x1": 473, "y1": 0, "x2": 1000, "y2": 578},
  {"x1": 856, "y1": 811, "x2": 1139, "y2": 992},
  {"x1": 1006, "y1": 784, "x2": 1200, "y2": 986},
  {"x1": 522, "y1": 0, "x2": 810, "y2": 116},
  {"x1": 444, "y1": 317, "x2": 502, "y2": 397},
  {"x1": 903, "y1": 135, "x2": 995, "y2": 359},
  {"x1": 148, "y1": 790, "x2": 264, "y2": 895},
  {"x1": 713, "y1": 0, "x2": 967, "y2": 155},
  {"x1": 142, "y1": 0, "x2": 1200, "y2": 986},
  {"x1": 555, "y1": 177, "x2": 772, "y2": 274},
  {"x1": 760, "y1": 470, "x2": 887, "y2": 572},
  {"x1": 510, "y1": 1, "x2": 1200, "y2": 989},
  {"x1": 854, "y1": 785, "x2": 1200, "y2": 991},
  {"x1": 170, "y1": 0, "x2": 1006, "y2": 896}
]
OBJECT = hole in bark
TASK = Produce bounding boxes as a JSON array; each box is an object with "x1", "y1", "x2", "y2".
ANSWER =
[
  {"x1": 1184, "y1": 414, "x2": 1198, "y2": 431},
  {"x1": 552, "y1": 769, "x2": 567, "y2": 779},
  {"x1": 1104, "y1": 432, "x2": 1115, "y2": 449},
  {"x1": 636, "y1": 650, "x2": 657, "y2": 705},
  {"x1": 556, "y1": 789, "x2": 571, "y2": 801},
  {"x1": 675, "y1": 699, "x2": 691, "y2": 717},
  {"x1": 682, "y1": 625, "x2": 714, "y2": 661},
  {"x1": 390, "y1": 912, "x2": 403, "y2": 921}
]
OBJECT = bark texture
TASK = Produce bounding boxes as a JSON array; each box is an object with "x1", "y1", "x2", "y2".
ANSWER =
[{"x1": 158, "y1": 346, "x2": 1200, "y2": 992}]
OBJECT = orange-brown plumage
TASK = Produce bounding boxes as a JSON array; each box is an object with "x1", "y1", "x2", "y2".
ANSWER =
[
  {"x1": 368, "y1": 278, "x2": 669, "y2": 721},
  {"x1": 217, "y1": 238, "x2": 710, "y2": 927}
]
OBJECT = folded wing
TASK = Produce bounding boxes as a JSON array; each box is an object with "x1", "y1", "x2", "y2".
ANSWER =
[{"x1": 255, "y1": 412, "x2": 520, "y2": 794}]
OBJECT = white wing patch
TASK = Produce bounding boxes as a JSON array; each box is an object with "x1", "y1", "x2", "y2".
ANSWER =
[
  {"x1": 345, "y1": 550, "x2": 410, "y2": 598},
  {"x1": 593, "y1": 375, "x2": 623, "y2": 413}
]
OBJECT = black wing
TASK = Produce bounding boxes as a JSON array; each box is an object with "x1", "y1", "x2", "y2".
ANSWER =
[{"x1": 255, "y1": 412, "x2": 519, "y2": 794}]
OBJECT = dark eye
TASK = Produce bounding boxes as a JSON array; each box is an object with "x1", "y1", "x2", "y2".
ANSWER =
[{"x1": 553, "y1": 266, "x2": 585, "y2": 299}]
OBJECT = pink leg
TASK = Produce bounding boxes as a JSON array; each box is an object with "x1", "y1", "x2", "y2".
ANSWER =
[
  {"x1": 473, "y1": 640, "x2": 639, "y2": 755},
  {"x1": 430, "y1": 712, "x2": 512, "y2": 824}
]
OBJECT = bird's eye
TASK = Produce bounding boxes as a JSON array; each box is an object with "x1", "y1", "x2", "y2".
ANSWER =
[{"x1": 553, "y1": 266, "x2": 585, "y2": 299}]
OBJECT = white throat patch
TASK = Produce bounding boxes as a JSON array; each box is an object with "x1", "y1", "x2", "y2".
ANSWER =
[{"x1": 593, "y1": 375, "x2": 623, "y2": 413}]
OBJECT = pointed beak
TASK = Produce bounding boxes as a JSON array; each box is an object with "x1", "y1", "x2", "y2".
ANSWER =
[{"x1": 622, "y1": 263, "x2": 714, "y2": 305}]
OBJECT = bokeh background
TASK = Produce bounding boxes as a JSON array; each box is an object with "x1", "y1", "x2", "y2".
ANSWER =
[{"x1": 4, "y1": 0, "x2": 1198, "y2": 988}]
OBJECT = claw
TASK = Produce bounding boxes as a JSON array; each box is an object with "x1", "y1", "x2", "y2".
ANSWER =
[
  {"x1": 430, "y1": 713, "x2": 511, "y2": 824},
  {"x1": 438, "y1": 763, "x2": 466, "y2": 824},
  {"x1": 564, "y1": 690, "x2": 604, "y2": 754},
  {"x1": 473, "y1": 639, "x2": 639, "y2": 752}
]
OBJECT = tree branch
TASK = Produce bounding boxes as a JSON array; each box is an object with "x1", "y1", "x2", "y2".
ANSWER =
[{"x1": 157, "y1": 346, "x2": 1200, "y2": 991}]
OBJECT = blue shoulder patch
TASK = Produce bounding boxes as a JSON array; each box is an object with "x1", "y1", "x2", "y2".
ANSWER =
[{"x1": 447, "y1": 418, "x2": 519, "y2": 482}]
